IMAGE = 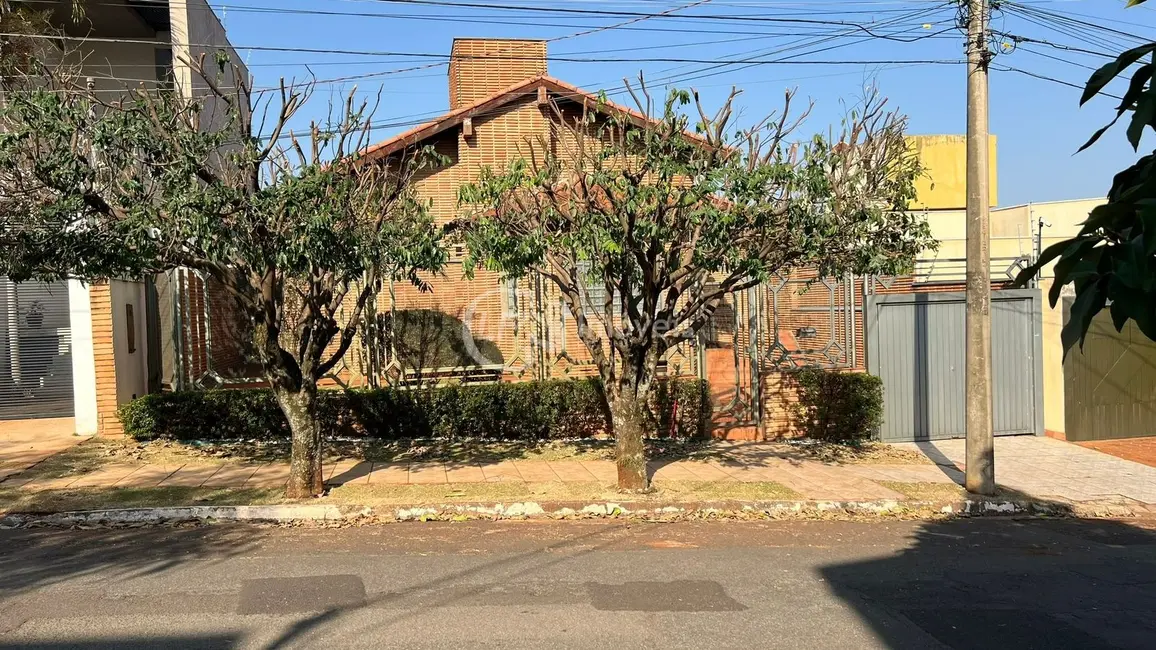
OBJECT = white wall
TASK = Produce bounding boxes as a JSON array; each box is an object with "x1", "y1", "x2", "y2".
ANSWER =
[
  {"x1": 68, "y1": 281, "x2": 98, "y2": 435},
  {"x1": 109, "y1": 280, "x2": 149, "y2": 405}
]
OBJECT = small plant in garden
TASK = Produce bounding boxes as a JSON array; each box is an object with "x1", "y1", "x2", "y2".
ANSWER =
[
  {"x1": 457, "y1": 79, "x2": 932, "y2": 489},
  {"x1": 792, "y1": 368, "x2": 884, "y2": 443},
  {"x1": 116, "y1": 378, "x2": 711, "y2": 443}
]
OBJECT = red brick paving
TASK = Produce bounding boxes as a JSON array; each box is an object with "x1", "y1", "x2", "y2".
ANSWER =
[{"x1": 1078, "y1": 437, "x2": 1156, "y2": 468}]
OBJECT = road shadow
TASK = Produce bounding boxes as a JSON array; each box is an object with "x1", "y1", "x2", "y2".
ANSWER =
[
  {"x1": 0, "y1": 634, "x2": 241, "y2": 649},
  {"x1": 260, "y1": 524, "x2": 624, "y2": 649},
  {"x1": 0, "y1": 524, "x2": 262, "y2": 597},
  {"x1": 906, "y1": 441, "x2": 967, "y2": 483},
  {"x1": 819, "y1": 516, "x2": 1156, "y2": 648}
]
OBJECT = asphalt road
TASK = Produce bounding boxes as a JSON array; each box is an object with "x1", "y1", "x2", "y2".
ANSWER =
[{"x1": 1, "y1": 516, "x2": 1154, "y2": 649}]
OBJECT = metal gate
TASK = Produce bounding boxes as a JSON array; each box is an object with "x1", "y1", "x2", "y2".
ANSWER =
[
  {"x1": 701, "y1": 275, "x2": 859, "y2": 436},
  {"x1": 865, "y1": 289, "x2": 1043, "y2": 442},
  {"x1": 1063, "y1": 303, "x2": 1156, "y2": 441},
  {"x1": 0, "y1": 278, "x2": 74, "y2": 420}
]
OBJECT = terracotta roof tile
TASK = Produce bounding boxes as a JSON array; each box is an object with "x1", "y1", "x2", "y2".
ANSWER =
[{"x1": 361, "y1": 75, "x2": 710, "y2": 160}]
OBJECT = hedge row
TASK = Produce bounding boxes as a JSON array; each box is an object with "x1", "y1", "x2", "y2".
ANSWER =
[
  {"x1": 792, "y1": 367, "x2": 884, "y2": 442},
  {"x1": 118, "y1": 378, "x2": 712, "y2": 442}
]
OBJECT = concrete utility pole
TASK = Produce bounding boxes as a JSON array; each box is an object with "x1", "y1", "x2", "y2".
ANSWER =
[{"x1": 965, "y1": 0, "x2": 995, "y2": 495}]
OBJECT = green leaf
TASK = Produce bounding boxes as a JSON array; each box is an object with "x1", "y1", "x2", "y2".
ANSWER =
[
  {"x1": 1119, "y1": 63, "x2": 1155, "y2": 111},
  {"x1": 1127, "y1": 92, "x2": 1156, "y2": 150},
  {"x1": 1082, "y1": 44, "x2": 1156, "y2": 106},
  {"x1": 1062, "y1": 277, "x2": 1108, "y2": 356},
  {"x1": 1079, "y1": 118, "x2": 1122, "y2": 152},
  {"x1": 1110, "y1": 296, "x2": 1132, "y2": 332}
]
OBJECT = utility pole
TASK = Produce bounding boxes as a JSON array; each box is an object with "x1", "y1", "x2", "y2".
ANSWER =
[{"x1": 965, "y1": 0, "x2": 995, "y2": 495}]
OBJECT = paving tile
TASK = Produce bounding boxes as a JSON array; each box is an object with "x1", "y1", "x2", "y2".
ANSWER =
[
  {"x1": 366, "y1": 463, "x2": 409, "y2": 485},
  {"x1": 0, "y1": 450, "x2": 56, "y2": 466},
  {"x1": 578, "y1": 460, "x2": 617, "y2": 484},
  {"x1": 69, "y1": 464, "x2": 144, "y2": 488},
  {"x1": 444, "y1": 463, "x2": 486, "y2": 483},
  {"x1": 0, "y1": 465, "x2": 28, "y2": 483},
  {"x1": 199, "y1": 464, "x2": 261, "y2": 488},
  {"x1": 326, "y1": 461, "x2": 374, "y2": 486},
  {"x1": 647, "y1": 462, "x2": 701, "y2": 482},
  {"x1": 546, "y1": 461, "x2": 598, "y2": 483},
  {"x1": 324, "y1": 460, "x2": 360, "y2": 481},
  {"x1": 679, "y1": 461, "x2": 735, "y2": 481},
  {"x1": 156, "y1": 462, "x2": 220, "y2": 483},
  {"x1": 115, "y1": 464, "x2": 185, "y2": 488},
  {"x1": 245, "y1": 464, "x2": 291, "y2": 488},
  {"x1": 512, "y1": 461, "x2": 559, "y2": 482},
  {"x1": 409, "y1": 463, "x2": 448, "y2": 485},
  {"x1": 888, "y1": 437, "x2": 1156, "y2": 505},
  {"x1": 479, "y1": 461, "x2": 523, "y2": 483},
  {"x1": 19, "y1": 475, "x2": 81, "y2": 492},
  {"x1": 718, "y1": 465, "x2": 779, "y2": 483}
]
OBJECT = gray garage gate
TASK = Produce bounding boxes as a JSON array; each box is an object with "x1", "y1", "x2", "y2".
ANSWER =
[
  {"x1": 0, "y1": 278, "x2": 74, "y2": 420},
  {"x1": 865, "y1": 289, "x2": 1044, "y2": 442}
]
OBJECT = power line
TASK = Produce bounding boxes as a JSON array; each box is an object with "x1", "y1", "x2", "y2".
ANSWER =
[
  {"x1": 281, "y1": 0, "x2": 719, "y2": 88},
  {"x1": 12, "y1": 0, "x2": 955, "y2": 33},
  {"x1": 1001, "y1": 1, "x2": 1155, "y2": 45},
  {"x1": 992, "y1": 64, "x2": 1121, "y2": 101},
  {"x1": 0, "y1": 31, "x2": 962, "y2": 66},
  {"x1": 994, "y1": 33, "x2": 1115, "y2": 60},
  {"x1": 578, "y1": 3, "x2": 954, "y2": 94}
]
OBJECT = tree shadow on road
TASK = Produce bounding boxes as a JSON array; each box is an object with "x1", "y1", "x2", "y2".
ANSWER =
[
  {"x1": 0, "y1": 634, "x2": 240, "y2": 649},
  {"x1": 819, "y1": 516, "x2": 1156, "y2": 649},
  {"x1": 0, "y1": 524, "x2": 263, "y2": 598}
]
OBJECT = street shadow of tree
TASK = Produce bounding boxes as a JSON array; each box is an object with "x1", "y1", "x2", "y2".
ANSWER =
[
  {"x1": 0, "y1": 634, "x2": 241, "y2": 649},
  {"x1": 818, "y1": 516, "x2": 1156, "y2": 648},
  {"x1": 0, "y1": 524, "x2": 263, "y2": 598},
  {"x1": 260, "y1": 524, "x2": 622, "y2": 649}
]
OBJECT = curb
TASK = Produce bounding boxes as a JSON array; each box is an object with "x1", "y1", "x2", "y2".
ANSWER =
[{"x1": 2, "y1": 497, "x2": 1150, "y2": 527}]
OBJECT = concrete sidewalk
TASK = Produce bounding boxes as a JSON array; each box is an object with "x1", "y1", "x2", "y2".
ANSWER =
[
  {"x1": 0, "y1": 422, "x2": 81, "y2": 483},
  {"x1": 1, "y1": 456, "x2": 914, "y2": 501},
  {"x1": 891, "y1": 436, "x2": 1156, "y2": 505},
  {"x1": 3, "y1": 434, "x2": 1155, "y2": 506}
]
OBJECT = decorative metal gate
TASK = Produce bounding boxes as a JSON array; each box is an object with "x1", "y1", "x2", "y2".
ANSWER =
[{"x1": 700, "y1": 274, "x2": 859, "y2": 435}]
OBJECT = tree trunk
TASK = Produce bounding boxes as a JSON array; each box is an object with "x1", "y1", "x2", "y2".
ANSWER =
[
  {"x1": 610, "y1": 385, "x2": 650, "y2": 490},
  {"x1": 276, "y1": 384, "x2": 324, "y2": 498}
]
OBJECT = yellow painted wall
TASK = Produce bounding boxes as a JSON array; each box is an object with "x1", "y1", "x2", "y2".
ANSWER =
[
  {"x1": 909, "y1": 135, "x2": 998, "y2": 210},
  {"x1": 1026, "y1": 199, "x2": 1103, "y2": 438}
]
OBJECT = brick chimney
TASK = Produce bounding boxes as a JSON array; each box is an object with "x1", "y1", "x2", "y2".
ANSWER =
[{"x1": 448, "y1": 38, "x2": 547, "y2": 109}]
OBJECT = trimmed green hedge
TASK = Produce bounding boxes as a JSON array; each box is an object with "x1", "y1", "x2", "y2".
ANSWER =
[
  {"x1": 118, "y1": 378, "x2": 712, "y2": 442},
  {"x1": 792, "y1": 368, "x2": 884, "y2": 442}
]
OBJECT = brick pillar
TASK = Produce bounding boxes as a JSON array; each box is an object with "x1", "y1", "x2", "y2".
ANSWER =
[{"x1": 89, "y1": 282, "x2": 121, "y2": 435}]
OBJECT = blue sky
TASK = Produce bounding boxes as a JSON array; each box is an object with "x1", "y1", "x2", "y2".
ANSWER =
[{"x1": 211, "y1": 0, "x2": 1156, "y2": 207}]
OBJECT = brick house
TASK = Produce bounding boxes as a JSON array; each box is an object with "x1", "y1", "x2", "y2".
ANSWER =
[
  {"x1": 346, "y1": 38, "x2": 1035, "y2": 441},
  {"x1": 341, "y1": 38, "x2": 863, "y2": 436},
  {"x1": 357, "y1": 38, "x2": 680, "y2": 385}
]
